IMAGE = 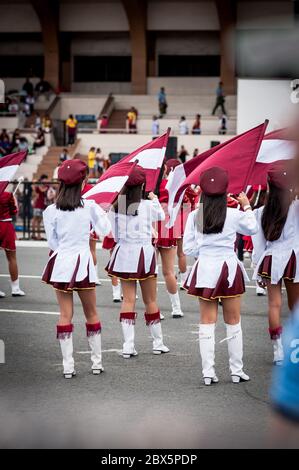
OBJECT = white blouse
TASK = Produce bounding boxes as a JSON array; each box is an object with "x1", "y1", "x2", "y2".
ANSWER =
[
  {"x1": 183, "y1": 207, "x2": 258, "y2": 288},
  {"x1": 252, "y1": 199, "x2": 299, "y2": 284},
  {"x1": 42, "y1": 199, "x2": 111, "y2": 282},
  {"x1": 108, "y1": 198, "x2": 165, "y2": 274}
]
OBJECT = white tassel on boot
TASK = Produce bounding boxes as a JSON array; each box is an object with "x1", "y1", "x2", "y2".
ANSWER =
[
  {"x1": 199, "y1": 323, "x2": 218, "y2": 386},
  {"x1": 168, "y1": 291, "x2": 184, "y2": 318},
  {"x1": 120, "y1": 312, "x2": 138, "y2": 358},
  {"x1": 86, "y1": 322, "x2": 104, "y2": 374},
  {"x1": 57, "y1": 324, "x2": 76, "y2": 379},
  {"x1": 145, "y1": 312, "x2": 169, "y2": 354},
  {"x1": 225, "y1": 322, "x2": 249, "y2": 383},
  {"x1": 112, "y1": 283, "x2": 122, "y2": 303}
]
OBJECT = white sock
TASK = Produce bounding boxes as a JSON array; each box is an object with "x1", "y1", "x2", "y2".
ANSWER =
[{"x1": 11, "y1": 279, "x2": 20, "y2": 290}]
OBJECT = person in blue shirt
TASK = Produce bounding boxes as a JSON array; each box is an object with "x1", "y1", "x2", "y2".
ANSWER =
[
  {"x1": 157, "y1": 87, "x2": 167, "y2": 117},
  {"x1": 212, "y1": 81, "x2": 227, "y2": 115}
]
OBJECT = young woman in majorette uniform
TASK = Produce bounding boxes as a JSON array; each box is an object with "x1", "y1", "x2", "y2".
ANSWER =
[
  {"x1": 156, "y1": 159, "x2": 184, "y2": 318},
  {"x1": 183, "y1": 167, "x2": 258, "y2": 385},
  {"x1": 0, "y1": 190, "x2": 25, "y2": 297},
  {"x1": 42, "y1": 159, "x2": 111, "y2": 378},
  {"x1": 252, "y1": 168, "x2": 299, "y2": 366},
  {"x1": 106, "y1": 166, "x2": 169, "y2": 358}
]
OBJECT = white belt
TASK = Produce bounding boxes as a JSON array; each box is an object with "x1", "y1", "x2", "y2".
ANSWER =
[{"x1": 0, "y1": 218, "x2": 12, "y2": 222}]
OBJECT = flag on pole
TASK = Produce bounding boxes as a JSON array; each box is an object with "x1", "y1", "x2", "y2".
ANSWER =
[
  {"x1": 119, "y1": 129, "x2": 170, "y2": 192},
  {"x1": 82, "y1": 160, "x2": 138, "y2": 208},
  {"x1": 249, "y1": 128, "x2": 296, "y2": 186},
  {"x1": 167, "y1": 121, "x2": 268, "y2": 227},
  {"x1": 0, "y1": 150, "x2": 28, "y2": 196}
]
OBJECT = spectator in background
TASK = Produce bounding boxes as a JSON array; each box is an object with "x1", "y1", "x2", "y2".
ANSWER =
[
  {"x1": 34, "y1": 112, "x2": 41, "y2": 130},
  {"x1": 87, "y1": 146, "x2": 96, "y2": 177},
  {"x1": 212, "y1": 81, "x2": 227, "y2": 115},
  {"x1": 98, "y1": 114, "x2": 109, "y2": 133},
  {"x1": 152, "y1": 115, "x2": 160, "y2": 136},
  {"x1": 192, "y1": 114, "x2": 201, "y2": 135},
  {"x1": 8, "y1": 99, "x2": 19, "y2": 114},
  {"x1": 158, "y1": 87, "x2": 167, "y2": 117},
  {"x1": 42, "y1": 114, "x2": 53, "y2": 147},
  {"x1": 22, "y1": 77, "x2": 34, "y2": 97},
  {"x1": 59, "y1": 148, "x2": 70, "y2": 162},
  {"x1": 178, "y1": 145, "x2": 189, "y2": 164},
  {"x1": 192, "y1": 148, "x2": 199, "y2": 158},
  {"x1": 219, "y1": 114, "x2": 228, "y2": 135},
  {"x1": 95, "y1": 147, "x2": 105, "y2": 177},
  {"x1": 126, "y1": 107, "x2": 137, "y2": 134},
  {"x1": 35, "y1": 77, "x2": 51, "y2": 99},
  {"x1": 24, "y1": 93, "x2": 35, "y2": 116},
  {"x1": 0, "y1": 129, "x2": 11, "y2": 156},
  {"x1": 31, "y1": 174, "x2": 49, "y2": 240},
  {"x1": 179, "y1": 116, "x2": 189, "y2": 135},
  {"x1": 66, "y1": 114, "x2": 78, "y2": 145},
  {"x1": 18, "y1": 136, "x2": 29, "y2": 153},
  {"x1": 33, "y1": 128, "x2": 45, "y2": 150},
  {"x1": 11, "y1": 129, "x2": 20, "y2": 150}
]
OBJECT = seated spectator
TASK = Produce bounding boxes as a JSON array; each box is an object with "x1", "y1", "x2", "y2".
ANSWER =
[
  {"x1": 126, "y1": 107, "x2": 137, "y2": 134},
  {"x1": 152, "y1": 115, "x2": 159, "y2": 136},
  {"x1": 0, "y1": 129, "x2": 9, "y2": 141},
  {"x1": 98, "y1": 114, "x2": 109, "y2": 133},
  {"x1": 35, "y1": 112, "x2": 41, "y2": 130},
  {"x1": 87, "y1": 146, "x2": 96, "y2": 177},
  {"x1": 192, "y1": 114, "x2": 201, "y2": 135},
  {"x1": 59, "y1": 148, "x2": 70, "y2": 162},
  {"x1": 0, "y1": 129, "x2": 11, "y2": 155},
  {"x1": 192, "y1": 148, "x2": 199, "y2": 158},
  {"x1": 179, "y1": 116, "x2": 189, "y2": 135},
  {"x1": 11, "y1": 129, "x2": 21, "y2": 150},
  {"x1": 8, "y1": 99, "x2": 19, "y2": 114},
  {"x1": 33, "y1": 128, "x2": 45, "y2": 150},
  {"x1": 22, "y1": 77, "x2": 34, "y2": 97},
  {"x1": 18, "y1": 136, "x2": 29, "y2": 153},
  {"x1": 35, "y1": 77, "x2": 51, "y2": 99},
  {"x1": 178, "y1": 145, "x2": 189, "y2": 164},
  {"x1": 219, "y1": 114, "x2": 228, "y2": 135}
]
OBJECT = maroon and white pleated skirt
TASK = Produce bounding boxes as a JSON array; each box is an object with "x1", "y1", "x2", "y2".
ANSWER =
[
  {"x1": 258, "y1": 251, "x2": 296, "y2": 281},
  {"x1": 184, "y1": 262, "x2": 245, "y2": 300},
  {"x1": 0, "y1": 221, "x2": 16, "y2": 251},
  {"x1": 156, "y1": 237, "x2": 177, "y2": 249},
  {"x1": 42, "y1": 254, "x2": 95, "y2": 292},
  {"x1": 106, "y1": 246, "x2": 157, "y2": 281}
]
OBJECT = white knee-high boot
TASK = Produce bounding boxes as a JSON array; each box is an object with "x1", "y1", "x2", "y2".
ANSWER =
[
  {"x1": 86, "y1": 322, "x2": 104, "y2": 374},
  {"x1": 269, "y1": 326, "x2": 284, "y2": 365},
  {"x1": 57, "y1": 324, "x2": 75, "y2": 379},
  {"x1": 226, "y1": 322, "x2": 249, "y2": 383},
  {"x1": 112, "y1": 283, "x2": 122, "y2": 302},
  {"x1": 199, "y1": 323, "x2": 218, "y2": 385},
  {"x1": 145, "y1": 312, "x2": 169, "y2": 354},
  {"x1": 120, "y1": 312, "x2": 138, "y2": 358},
  {"x1": 168, "y1": 291, "x2": 184, "y2": 318}
]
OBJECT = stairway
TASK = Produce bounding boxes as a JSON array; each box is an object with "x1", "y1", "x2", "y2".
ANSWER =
[
  {"x1": 107, "y1": 109, "x2": 128, "y2": 130},
  {"x1": 33, "y1": 141, "x2": 82, "y2": 180}
]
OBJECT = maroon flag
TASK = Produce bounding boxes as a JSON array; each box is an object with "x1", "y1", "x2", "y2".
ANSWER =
[
  {"x1": 82, "y1": 160, "x2": 138, "y2": 209},
  {"x1": 0, "y1": 151, "x2": 28, "y2": 195}
]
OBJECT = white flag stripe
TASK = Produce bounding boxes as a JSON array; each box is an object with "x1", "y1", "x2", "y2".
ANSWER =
[
  {"x1": 0, "y1": 164, "x2": 19, "y2": 182},
  {"x1": 166, "y1": 164, "x2": 186, "y2": 215},
  {"x1": 256, "y1": 139, "x2": 295, "y2": 164},
  {"x1": 82, "y1": 175, "x2": 128, "y2": 198},
  {"x1": 129, "y1": 146, "x2": 166, "y2": 170}
]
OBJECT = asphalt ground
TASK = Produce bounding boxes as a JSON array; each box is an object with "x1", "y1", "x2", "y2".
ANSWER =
[{"x1": 0, "y1": 245, "x2": 295, "y2": 449}]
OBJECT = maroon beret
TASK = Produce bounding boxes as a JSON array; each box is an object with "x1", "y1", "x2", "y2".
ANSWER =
[
  {"x1": 165, "y1": 159, "x2": 181, "y2": 173},
  {"x1": 58, "y1": 159, "x2": 88, "y2": 185},
  {"x1": 268, "y1": 168, "x2": 293, "y2": 190},
  {"x1": 199, "y1": 166, "x2": 228, "y2": 196},
  {"x1": 125, "y1": 165, "x2": 146, "y2": 187}
]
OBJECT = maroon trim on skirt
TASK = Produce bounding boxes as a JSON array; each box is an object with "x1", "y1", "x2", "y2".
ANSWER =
[
  {"x1": 156, "y1": 237, "x2": 178, "y2": 248},
  {"x1": 86, "y1": 322, "x2": 101, "y2": 336},
  {"x1": 0, "y1": 221, "x2": 16, "y2": 251},
  {"x1": 269, "y1": 326, "x2": 283, "y2": 340},
  {"x1": 42, "y1": 254, "x2": 95, "y2": 291},
  {"x1": 120, "y1": 312, "x2": 137, "y2": 324},
  {"x1": 185, "y1": 262, "x2": 245, "y2": 300},
  {"x1": 106, "y1": 247, "x2": 157, "y2": 281},
  {"x1": 144, "y1": 311, "x2": 160, "y2": 325},
  {"x1": 56, "y1": 323, "x2": 73, "y2": 339},
  {"x1": 258, "y1": 251, "x2": 296, "y2": 281}
]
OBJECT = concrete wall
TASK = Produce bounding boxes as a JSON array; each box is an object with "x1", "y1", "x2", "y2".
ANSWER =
[
  {"x1": 147, "y1": 77, "x2": 220, "y2": 95},
  {"x1": 77, "y1": 132, "x2": 232, "y2": 156},
  {"x1": 0, "y1": 4, "x2": 40, "y2": 33},
  {"x1": 51, "y1": 94, "x2": 107, "y2": 120},
  {"x1": 237, "y1": 78, "x2": 297, "y2": 134},
  {"x1": 60, "y1": 2, "x2": 129, "y2": 31},
  {"x1": 237, "y1": 1, "x2": 295, "y2": 30}
]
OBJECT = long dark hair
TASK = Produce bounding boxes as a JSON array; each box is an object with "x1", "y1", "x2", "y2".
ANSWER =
[
  {"x1": 261, "y1": 182, "x2": 292, "y2": 241},
  {"x1": 56, "y1": 182, "x2": 84, "y2": 211},
  {"x1": 114, "y1": 184, "x2": 145, "y2": 216},
  {"x1": 197, "y1": 192, "x2": 227, "y2": 234}
]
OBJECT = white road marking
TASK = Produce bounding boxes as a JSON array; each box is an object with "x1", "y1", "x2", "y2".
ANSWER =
[
  {"x1": 77, "y1": 349, "x2": 122, "y2": 354},
  {"x1": 0, "y1": 308, "x2": 59, "y2": 315}
]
